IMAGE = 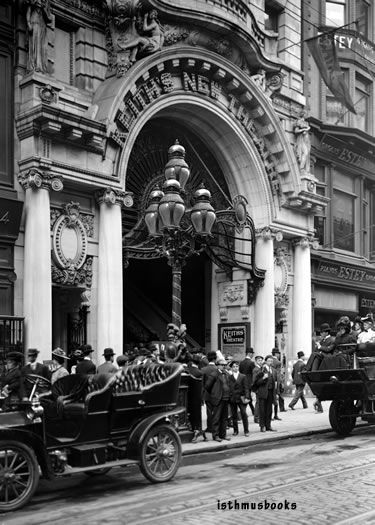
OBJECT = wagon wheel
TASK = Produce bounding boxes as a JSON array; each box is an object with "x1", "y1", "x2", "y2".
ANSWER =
[
  {"x1": 84, "y1": 467, "x2": 112, "y2": 477},
  {"x1": 0, "y1": 441, "x2": 39, "y2": 512},
  {"x1": 329, "y1": 400, "x2": 357, "y2": 436},
  {"x1": 139, "y1": 424, "x2": 181, "y2": 483}
]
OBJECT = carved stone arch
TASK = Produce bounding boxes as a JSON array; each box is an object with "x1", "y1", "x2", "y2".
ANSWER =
[{"x1": 91, "y1": 46, "x2": 301, "y2": 224}]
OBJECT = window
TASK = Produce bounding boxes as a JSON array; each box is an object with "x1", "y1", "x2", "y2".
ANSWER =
[
  {"x1": 326, "y1": 0, "x2": 346, "y2": 27},
  {"x1": 354, "y1": 75, "x2": 371, "y2": 132},
  {"x1": 0, "y1": 48, "x2": 13, "y2": 186},
  {"x1": 265, "y1": 3, "x2": 281, "y2": 32},
  {"x1": 332, "y1": 172, "x2": 355, "y2": 252},
  {"x1": 54, "y1": 25, "x2": 75, "y2": 85},
  {"x1": 356, "y1": 0, "x2": 370, "y2": 38}
]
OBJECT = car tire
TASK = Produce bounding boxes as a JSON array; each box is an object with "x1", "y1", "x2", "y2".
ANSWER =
[
  {"x1": 329, "y1": 400, "x2": 356, "y2": 436},
  {"x1": 139, "y1": 424, "x2": 182, "y2": 483},
  {"x1": 0, "y1": 440, "x2": 40, "y2": 512}
]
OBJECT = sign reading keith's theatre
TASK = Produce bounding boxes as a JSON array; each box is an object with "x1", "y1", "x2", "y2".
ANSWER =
[
  {"x1": 218, "y1": 322, "x2": 250, "y2": 361},
  {"x1": 316, "y1": 260, "x2": 375, "y2": 287}
]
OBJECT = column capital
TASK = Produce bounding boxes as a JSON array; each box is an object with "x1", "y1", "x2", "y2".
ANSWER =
[
  {"x1": 18, "y1": 168, "x2": 63, "y2": 192},
  {"x1": 255, "y1": 226, "x2": 283, "y2": 242},
  {"x1": 95, "y1": 187, "x2": 134, "y2": 208},
  {"x1": 293, "y1": 236, "x2": 319, "y2": 249}
]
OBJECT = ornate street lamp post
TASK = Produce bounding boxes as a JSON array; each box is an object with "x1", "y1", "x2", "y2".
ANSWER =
[{"x1": 144, "y1": 140, "x2": 216, "y2": 326}]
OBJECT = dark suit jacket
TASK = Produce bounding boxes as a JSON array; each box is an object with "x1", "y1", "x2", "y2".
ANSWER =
[
  {"x1": 229, "y1": 372, "x2": 250, "y2": 403},
  {"x1": 253, "y1": 366, "x2": 275, "y2": 399},
  {"x1": 292, "y1": 359, "x2": 306, "y2": 386},
  {"x1": 0, "y1": 367, "x2": 24, "y2": 400},
  {"x1": 76, "y1": 359, "x2": 96, "y2": 375},
  {"x1": 22, "y1": 362, "x2": 51, "y2": 381},
  {"x1": 206, "y1": 370, "x2": 231, "y2": 406},
  {"x1": 239, "y1": 358, "x2": 255, "y2": 389},
  {"x1": 319, "y1": 335, "x2": 335, "y2": 354},
  {"x1": 201, "y1": 364, "x2": 219, "y2": 402}
]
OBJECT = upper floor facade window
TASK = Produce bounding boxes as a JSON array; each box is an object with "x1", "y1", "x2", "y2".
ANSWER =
[
  {"x1": 325, "y1": 0, "x2": 346, "y2": 27},
  {"x1": 324, "y1": 0, "x2": 372, "y2": 37}
]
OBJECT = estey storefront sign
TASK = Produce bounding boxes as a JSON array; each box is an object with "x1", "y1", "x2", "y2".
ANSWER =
[
  {"x1": 316, "y1": 260, "x2": 375, "y2": 288},
  {"x1": 319, "y1": 135, "x2": 375, "y2": 172},
  {"x1": 218, "y1": 322, "x2": 250, "y2": 360},
  {"x1": 335, "y1": 30, "x2": 375, "y2": 71}
]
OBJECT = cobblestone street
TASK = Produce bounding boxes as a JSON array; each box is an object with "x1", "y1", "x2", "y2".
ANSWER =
[{"x1": 3, "y1": 425, "x2": 375, "y2": 525}]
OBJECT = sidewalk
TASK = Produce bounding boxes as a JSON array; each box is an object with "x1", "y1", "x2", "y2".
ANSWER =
[{"x1": 182, "y1": 397, "x2": 336, "y2": 457}]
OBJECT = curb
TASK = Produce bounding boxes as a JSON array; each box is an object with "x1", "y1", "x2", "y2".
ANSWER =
[
  {"x1": 181, "y1": 421, "x2": 370, "y2": 460},
  {"x1": 182, "y1": 426, "x2": 333, "y2": 457}
]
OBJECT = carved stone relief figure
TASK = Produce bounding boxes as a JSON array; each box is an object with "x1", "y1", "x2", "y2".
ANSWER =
[
  {"x1": 26, "y1": 0, "x2": 52, "y2": 73},
  {"x1": 294, "y1": 111, "x2": 311, "y2": 172},
  {"x1": 105, "y1": 0, "x2": 164, "y2": 76}
]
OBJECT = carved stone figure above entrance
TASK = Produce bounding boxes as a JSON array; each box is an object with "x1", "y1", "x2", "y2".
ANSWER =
[{"x1": 104, "y1": 0, "x2": 164, "y2": 77}]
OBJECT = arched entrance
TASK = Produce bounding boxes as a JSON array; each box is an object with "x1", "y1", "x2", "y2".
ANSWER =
[{"x1": 123, "y1": 117, "x2": 231, "y2": 348}]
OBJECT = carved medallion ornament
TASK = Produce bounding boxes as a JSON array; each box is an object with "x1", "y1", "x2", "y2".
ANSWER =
[
  {"x1": 219, "y1": 281, "x2": 247, "y2": 307},
  {"x1": 52, "y1": 202, "x2": 92, "y2": 287}
]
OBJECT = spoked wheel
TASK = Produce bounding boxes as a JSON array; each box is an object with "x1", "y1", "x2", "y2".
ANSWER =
[
  {"x1": 329, "y1": 400, "x2": 357, "y2": 436},
  {"x1": 139, "y1": 425, "x2": 181, "y2": 483},
  {"x1": 0, "y1": 441, "x2": 39, "y2": 512}
]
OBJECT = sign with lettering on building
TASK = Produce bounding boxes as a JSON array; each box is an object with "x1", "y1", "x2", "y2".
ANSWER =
[
  {"x1": 218, "y1": 322, "x2": 250, "y2": 361},
  {"x1": 315, "y1": 259, "x2": 375, "y2": 289}
]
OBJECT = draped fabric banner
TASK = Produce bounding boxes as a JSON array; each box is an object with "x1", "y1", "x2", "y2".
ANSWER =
[{"x1": 306, "y1": 31, "x2": 357, "y2": 114}]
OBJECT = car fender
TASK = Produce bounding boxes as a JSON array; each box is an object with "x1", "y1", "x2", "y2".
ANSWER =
[
  {"x1": 0, "y1": 428, "x2": 52, "y2": 479},
  {"x1": 127, "y1": 407, "x2": 185, "y2": 459}
]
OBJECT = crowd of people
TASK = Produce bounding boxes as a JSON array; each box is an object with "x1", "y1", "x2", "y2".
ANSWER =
[{"x1": 308, "y1": 313, "x2": 375, "y2": 412}]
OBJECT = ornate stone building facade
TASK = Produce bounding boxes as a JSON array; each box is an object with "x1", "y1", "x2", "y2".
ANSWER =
[{"x1": 1, "y1": 0, "x2": 327, "y2": 365}]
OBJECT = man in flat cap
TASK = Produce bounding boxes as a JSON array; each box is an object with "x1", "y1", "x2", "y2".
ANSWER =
[{"x1": 97, "y1": 348, "x2": 118, "y2": 374}]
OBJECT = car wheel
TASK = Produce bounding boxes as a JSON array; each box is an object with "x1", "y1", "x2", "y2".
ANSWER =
[
  {"x1": 0, "y1": 440, "x2": 40, "y2": 512},
  {"x1": 329, "y1": 400, "x2": 356, "y2": 436},
  {"x1": 84, "y1": 467, "x2": 112, "y2": 476},
  {"x1": 139, "y1": 424, "x2": 182, "y2": 483}
]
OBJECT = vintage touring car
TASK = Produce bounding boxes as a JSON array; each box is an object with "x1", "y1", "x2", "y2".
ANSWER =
[
  {"x1": 0, "y1": 362, "x2": 185, "y2": 512},
  {"x1": 302, "y1": 343, "x2": 375, "y2": 436}
]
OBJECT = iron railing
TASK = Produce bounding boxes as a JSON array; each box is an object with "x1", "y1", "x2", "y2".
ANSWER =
[{"x1": 0, "y1": 316, "x2": 24, "y2": 372}]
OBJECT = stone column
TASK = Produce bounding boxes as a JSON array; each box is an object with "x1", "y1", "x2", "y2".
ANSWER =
[
  {"x1": 96, "y1": 188, "x2": 131, "y2": 355},
  {"x1": 254, "y1": 228, "x2": 275, "y2": 355},
  {"x1": 293, "y1": 237, "x2": 312, "y2": 356},
  {"x1": 19, "y1": 168, "x2": 63, "y2": 361}
]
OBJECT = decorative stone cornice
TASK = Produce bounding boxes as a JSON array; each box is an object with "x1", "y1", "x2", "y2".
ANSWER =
[
  {"x1": 255, "y1": 227, "x2": 284, "y2": 241},
  {"x1": 18, "y1": 168, "x2": 63, "y2": 192},
  {"x1": 95, "y1": 187, "x2": 134, "y2": 207}
]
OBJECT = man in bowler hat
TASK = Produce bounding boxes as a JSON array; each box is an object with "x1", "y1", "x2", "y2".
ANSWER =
[
  {"x1": 97, "y1": 348, "x2": 118, "y2": 374},
  {"x1": 289, "y1": 351, "x2": 308, "y2": 410}
]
